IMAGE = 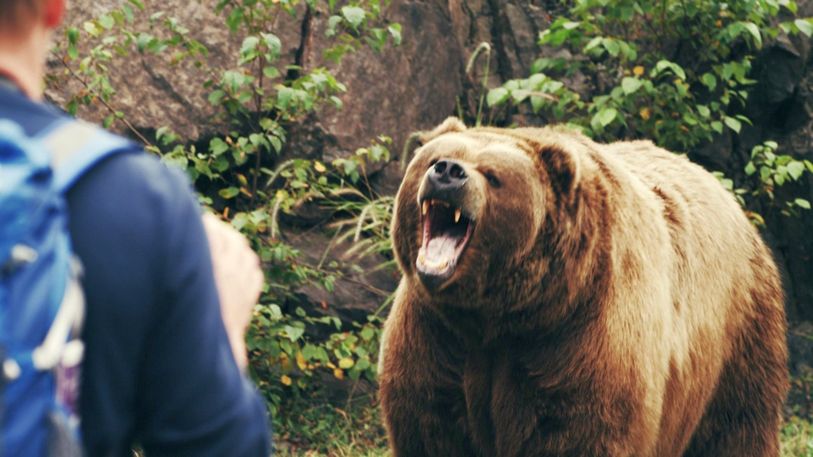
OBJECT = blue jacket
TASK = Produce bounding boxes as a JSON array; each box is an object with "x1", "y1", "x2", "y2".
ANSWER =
[{"x1": 0, "y1": 81, "x2": 271, "y2": 456}]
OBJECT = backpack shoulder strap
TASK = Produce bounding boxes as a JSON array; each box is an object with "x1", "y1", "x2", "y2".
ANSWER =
[{"x1": 40, "y1": 120, "x2": 141, "y2": 193}]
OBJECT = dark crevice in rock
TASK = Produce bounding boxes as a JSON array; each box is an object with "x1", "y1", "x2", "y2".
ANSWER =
[
  {"x1": 287, "y1": 4, "x2": 314, "y2": 80},
  {"x1": 460, "y1": 1, "x2": 479, "y2": 44},
  {"x1": 484, "y1": 0, "x2": 515, "y2": 81}
]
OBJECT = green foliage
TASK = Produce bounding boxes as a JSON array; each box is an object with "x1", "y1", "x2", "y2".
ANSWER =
[
  {"x1": 480, "y1": 0, "x2": 812, "y2": 221},
  {"x1": 745, "y1": 140, "x2": 813, "y2": 218},
  {"x1": 782, "y1": 416, "x2": 813, "y2": 457},
  {"x1": 489, "y1": 0, "x2": 781, "y2": 147},
  {"x1": 51, "y1": 0, "x2": 400, "y2": 420},
  {"x1": 274, "y1": 396, "x2": 389, "y2": 456}
]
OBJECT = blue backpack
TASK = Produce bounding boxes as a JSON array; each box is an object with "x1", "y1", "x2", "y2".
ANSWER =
[{"x1": 0, "y1": 119, "x2": 136, "y2": 456}]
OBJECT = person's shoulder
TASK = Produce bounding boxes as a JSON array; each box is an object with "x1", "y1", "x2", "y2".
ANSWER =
[
  {"x1": 0, "y1": 84, "x2": 70, "y2": 136},
  {"x1": 72, "y1": 149, "x2": 195, "y2": 218},
  {"x1": 66, "y1": 148, "x2": 200, "y2": 286}
]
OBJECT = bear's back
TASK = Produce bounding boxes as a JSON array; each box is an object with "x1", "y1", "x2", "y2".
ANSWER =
[{"x1": 600, "y1": 139, "x2": 784, "y2": 455}]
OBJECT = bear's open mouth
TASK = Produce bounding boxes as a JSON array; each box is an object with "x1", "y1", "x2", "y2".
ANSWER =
[{"x1": 416, "y1": 198, "x2": 473, "y2": 287}]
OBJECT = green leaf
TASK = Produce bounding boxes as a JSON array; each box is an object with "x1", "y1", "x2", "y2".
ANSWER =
[
  {"x1": 326, "y1": 15, "x2": 343, "y2": 37},
  {"x1": 745, "y1": 162, "x2": 756, "y2": 176},
  {"x1": 270, "y1": 136, "x2": 283, "y2": 153},
  {"x1": 760, "y1": 166, "x2": 772, "y2": 181},
  {"x1": 359, "y1": 327, "x2": 376, "y2": 341},
  {"x1": 794, "y1": 198, "x2": 811, "y2": 209},
  {"x1": 388, "y1": 24, "x2": 402, "y2": 46},
  {"x1": 595, "y1": 107, "x2": 618, "y2": 127},
  {"x1": 98, "y1": 14, "x2": 115, "y2": 30},
  {"x1": 486, "y1": 87, "x2": 510, "y2": 107},
  {"x1": 711, "y1": 121, "x2": 723, "y2": 134},
  {"x1": 222, "y1": 70, "x2": 247, "y2": 92},
  {"x1": 341, "y1": 6, "x2": 366, "y2": 29},
  {"x1": 284, "y1": 325, "x2": 305, "y2": 341},
  {"x1": 277, "y1": 86, "x2": 294, "y2": 109},
  {"x1": 135, "y1": 32, "x2": 154, "y2": 53},
  {"x1": 701, "y1": 73, "x2": 717, "y2": 91},
  {"x1": 240, "y1": 36, "x2": 259, "y2": 55},
  {"x1": 787, "y1": 161, "x2": 805, "y2": 180},
  {"x1": 219, "y1": 187, "x2": 240, "y2": 199},
  {"x1": 261, "y1": 33, "x2": 282, "y2": 59},
  {"x1": 603, "y1": 39, "x2": 621, "y2": 57},
  {"x1": 583, "y1": 36, "x2": 603, "y2": 54},
  {"x1": 530, "y1": 96, "x2": 546, "y2": 113},
  {"x1": 724, "y1": 116, "x2": 742, "y2": 133},
  {"x1": 208, "y1": 89, "x2": 225, "y2": 105},
  {"x1": 210, "y1": 137, "x2": 229, "y2": 156},
  {"x1": 263, "y1": 66, "x2": 280, "y2": 79},
  {"x1": 741, "y1": 21, "x2": 762, "y2": 48},
  {"x1": 213, "y1": 157, "x2": 229, "y2": 172},
  {"x1": 621, "y1": 77, "x2": 642, "y2": 95},
  {"x1": 795, "y1": 19, "x2": 813, "y2": 37},
  {"x1": 225, "y1": 8, "x2": 243, "y2": 32},
  {"x1": 83, "y1": 21, "x2": 100, "y2": 36},
  {"x1": 67, "y1": 27, "x2": 80, "y2": 45},
  {"x1": 511, "y1": 89, "x2": 530, "y2": 103},
  {"x1": 652, "y1": 60, "x2": 686, "y2": 80}
]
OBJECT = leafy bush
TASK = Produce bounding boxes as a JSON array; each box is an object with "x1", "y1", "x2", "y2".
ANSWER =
[
  {"x1": 481, "y1": 0, "x2": 813, "y2": 216},
  {"x1": 51, "y1": 0, "x2": 400, "y2": 417}
]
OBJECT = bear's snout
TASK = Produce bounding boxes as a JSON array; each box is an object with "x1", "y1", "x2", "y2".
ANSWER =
[{"x1": 427, "y1": 159, "x2": 468, "y2": 191}]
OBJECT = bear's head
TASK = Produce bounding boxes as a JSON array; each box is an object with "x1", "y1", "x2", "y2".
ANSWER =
[{"x1": 392, "y1": 118, "x2": 584, "y2": 306}]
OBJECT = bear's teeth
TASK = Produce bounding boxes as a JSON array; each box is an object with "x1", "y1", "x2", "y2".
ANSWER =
[
  {"x1": 426, "y1": 258, "x2": 448, "y2": 269},
  {"x1": 454, "y1": 208, "x2": 462, "y2": 223},
  {"x1": 422, "y1": 200, "x2": 430, "y2": 216},
  {"x1": 418, "y1": 252, "x2": 449, "y2": 270}
]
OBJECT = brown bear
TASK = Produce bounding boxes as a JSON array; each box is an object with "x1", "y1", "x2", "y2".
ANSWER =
[{"x1": 378, "y1": 118, "x2": 789, "y2": 457}]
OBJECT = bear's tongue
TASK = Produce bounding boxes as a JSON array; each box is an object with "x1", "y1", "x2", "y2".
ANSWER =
[{"x1": 423, "y1": 235, "x2": 459, "y2": 267}]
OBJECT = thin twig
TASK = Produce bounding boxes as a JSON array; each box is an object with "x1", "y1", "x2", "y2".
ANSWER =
[{"x1": 53, "y1": 51, "x2": 154, "y2": 148}]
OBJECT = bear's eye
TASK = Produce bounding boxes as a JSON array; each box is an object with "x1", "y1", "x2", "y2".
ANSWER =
[{"x1": 482, "y1": 170, "x2": 501, "y2": 188}]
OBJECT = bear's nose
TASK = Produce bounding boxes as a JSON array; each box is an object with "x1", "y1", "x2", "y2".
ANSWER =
[{"x1": 428, "y1": 159, "x2": 468, "y2": 190}]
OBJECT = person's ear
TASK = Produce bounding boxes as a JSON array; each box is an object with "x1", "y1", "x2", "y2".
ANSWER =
[{"x1": 42, "y1": 0, "x2": 66, "y2": 29}]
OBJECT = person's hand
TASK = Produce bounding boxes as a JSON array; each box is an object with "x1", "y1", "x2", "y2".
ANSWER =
[{"x1": 202, "y1": 213, "x2": 264, "y2": 371}]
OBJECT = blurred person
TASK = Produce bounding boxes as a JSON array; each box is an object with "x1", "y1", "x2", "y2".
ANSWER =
[{"x1": 0, "y1": 0, "x2": 271, "y2": 455}]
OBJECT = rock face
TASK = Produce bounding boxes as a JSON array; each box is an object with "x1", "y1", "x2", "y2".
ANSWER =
[
  {"x1": 49, "y1": 0, "x2": 241, "y2": 140},
  {"x1": 52, "y1": 0, "x2": 813, "y2": 322},
  {"x1": 737, "y1": 29, "x2": 813, "y2": 322}
]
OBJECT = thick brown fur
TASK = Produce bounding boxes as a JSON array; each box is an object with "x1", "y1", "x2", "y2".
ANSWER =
[{"x1": 378, "y1": 118, "x2": 789, "y2": 457}]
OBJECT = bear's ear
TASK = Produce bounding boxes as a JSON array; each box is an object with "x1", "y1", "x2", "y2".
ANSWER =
[
  {"x1": 537, "y1": 144, "x2": 581, "y2": 197},
  {"x1": 419, "y1": 117, "x2": 466, "y2": 144},
  {"x1": 401, "y1": 118, "x2": 467, "y2": 170}
]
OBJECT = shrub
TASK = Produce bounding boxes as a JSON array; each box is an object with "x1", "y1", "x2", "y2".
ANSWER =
[{"x1": 51, "y1": 0, "x2": 401, "y2": 417}]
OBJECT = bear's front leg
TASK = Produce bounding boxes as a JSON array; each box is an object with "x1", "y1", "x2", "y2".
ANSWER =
[
  {"x1": 486, "y1": 348, "x2": 656, "y2": 457},
  {"x1": 488, "y1": 387, "x2": 650, "y2": 457},
  {"x1": 379, "y1": 298, "x2": 476, "y2": 457},
  {"x1": 380, "y1": 381, "x2": 476, "y2": 457}
]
